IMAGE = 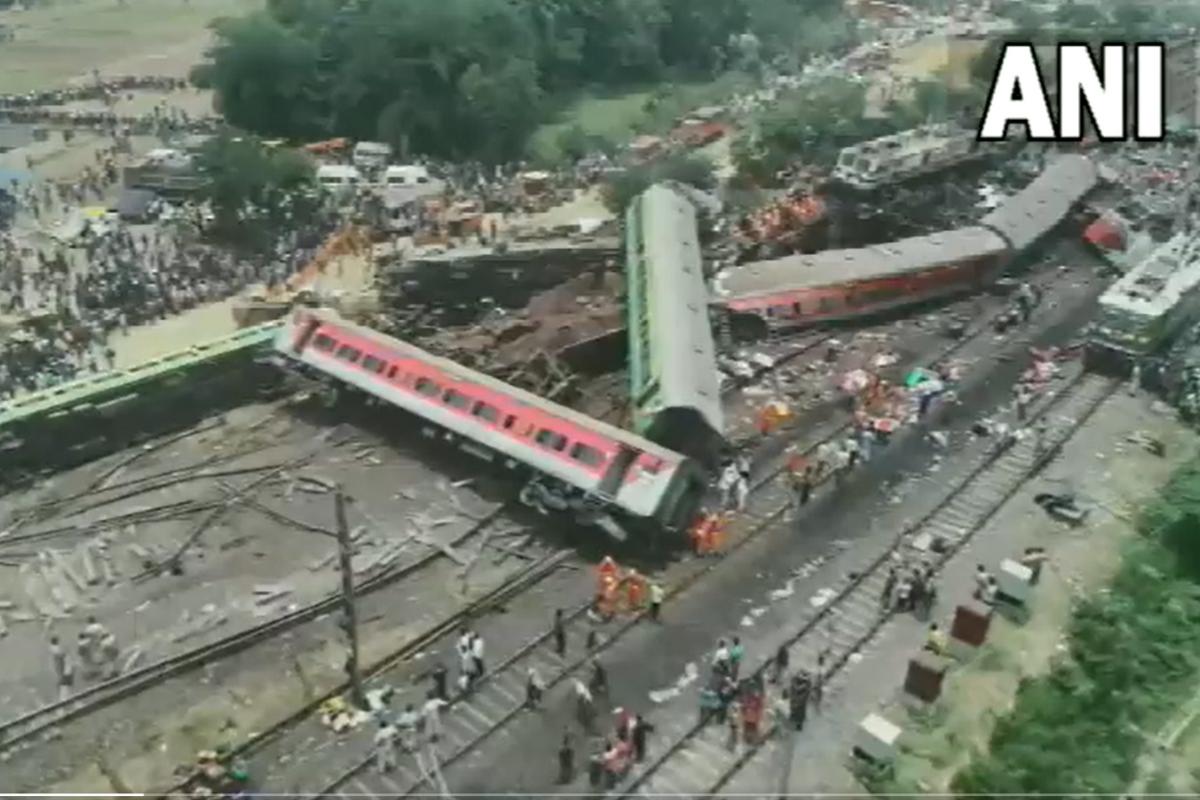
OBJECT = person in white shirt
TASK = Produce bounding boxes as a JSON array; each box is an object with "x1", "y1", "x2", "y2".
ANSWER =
[
  {"x1": 422, "y1": 693, "x2": 448, "y2": 743},
  {"x1": 395, "y1": 703, "x2": 421, "y2": 752},
  {"x1": 374, "y1": 719, "x2": 398, "y2": 773},
  {"x1": 470, "y1": 632, "x2": 486, "y2": 677}
]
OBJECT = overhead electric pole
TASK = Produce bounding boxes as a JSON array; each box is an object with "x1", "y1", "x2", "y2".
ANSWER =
[{"x1": 335, "y1": 487, "x2": 366, "y2": 708}]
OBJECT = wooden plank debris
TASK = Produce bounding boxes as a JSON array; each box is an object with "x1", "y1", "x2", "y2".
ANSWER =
[{"x1": 51, "y1": 550, "x2": 88, "y2": 594}]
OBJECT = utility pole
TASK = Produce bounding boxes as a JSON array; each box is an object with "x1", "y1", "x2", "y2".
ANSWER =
[{"x1": 335, "y1": 487, "x2": 366, "y2": 708}]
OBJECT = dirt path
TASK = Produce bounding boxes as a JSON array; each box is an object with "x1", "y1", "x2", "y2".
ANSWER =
[{"x1": 863, "y1": 391, "x2": 1198, "y2": 793}]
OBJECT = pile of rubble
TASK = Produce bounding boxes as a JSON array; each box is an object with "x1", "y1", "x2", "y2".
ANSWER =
[{"x1": 417, "y1": 272, "x2": 626, "y2": 401}]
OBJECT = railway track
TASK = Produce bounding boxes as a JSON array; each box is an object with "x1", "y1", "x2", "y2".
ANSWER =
[
  {"x1": 613, "y1": 371, "x2": 1119, "y2": 799},
  {"x1": 283, "y1": 278, "x2": 1097, "y2": 799},
  {"x1": 6, "y1": 401, "x2": 297, "y2": 532},
  {"x1": 0, "y1": 504, "x2": 528, "y2": 757},
  {"x1": 0, "y1": 432, "x2": 523, "y2": 757}
]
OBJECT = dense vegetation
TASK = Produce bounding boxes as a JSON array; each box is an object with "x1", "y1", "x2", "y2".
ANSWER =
[
  {"x1": 196, "y1": 134, "x2": 319, "y2": 251},
  {"x1": 950, "y1": 459, "x2": 1200, "y2": 794},
  {"x1": 193, "y1": 0, "x2": 853, "y2": 163}
]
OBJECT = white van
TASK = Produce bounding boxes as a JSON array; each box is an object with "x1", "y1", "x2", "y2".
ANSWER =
[
  {"x1": 316, "y1": 164, "x2": 362, "y2": 198},
  {"x1": 384, "y1": 164, "x2": 432, "y2": 188},
  {"x1": 352, "y1": 141, "x2": 392, "y2": 173}
]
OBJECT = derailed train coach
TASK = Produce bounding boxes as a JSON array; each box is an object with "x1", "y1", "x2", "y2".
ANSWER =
[
  {"x1": 274, "y1": 308, "x2": 707, "y2": 542},
  {"x1": 713, "y1": 154, "x2": 1099, "y2": 330},
  {"x1": 625, "y1": 184, "x2": 724, "y2": 464},
  {"x1": 0, "y1": 321, "x2": 284, "y2": 486}
]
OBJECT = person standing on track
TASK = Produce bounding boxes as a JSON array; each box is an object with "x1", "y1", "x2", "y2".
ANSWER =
[
  {"x1": 789, "y1": 670, "x2": 812, "y2": 730},
  {"x1": 648, "y1": 581, "x2": 664, "y2": 622},
  {"x1": 770, "y1": 643, "x2": 789, "y2": 684},
  {"x1": 374, "y1": 718, "x2": 398, "y2": 774},
  {"x1": 99, "y1": 631, "x2": 120, "y2": 679},
  {"x1": 396, "y1": 703, "x2": 421, "y2": 752},
  {"x1": 470, "y1": 631, "x2": 486, "y2": 679},
  {"x1": 632, "y1": 714, "x2": 654, "y2": 762},
  {"x1": 574, "y1": 679, "x2": 596, "y2": 733},
  {"x1": 557, "y1": 732, "x2": 575, "y2": 784},
  {"x1": 430, "y1": 662, "x2": 448, "y2": 701},
  {"x1": 718, "y1": 462, "x2": 739, "y2": 510},
  {"x1": 589, "y1": 660, "x2": 609, "y2": 698},
  {"x1": 422, "y1": 691, "x2": 447, "y2": 744},
  {"x1": 735, "y1": 454, "x2": 751, "y2": 511},
  {"x1": 552, "y1": 608, "x2": 567, "y2": 657},
  {"x1": 526, "y1": 667, "x2": 544, "y2": 709},
  {"x1": 456, "y1": 629, "x2": 475, "y2": 693},
  {"x1": 50, "y1": 635, "x2": 73, "y2": 700},
  {"x1": 729, "y1": 636, "x2": 744, "y2": 681}
]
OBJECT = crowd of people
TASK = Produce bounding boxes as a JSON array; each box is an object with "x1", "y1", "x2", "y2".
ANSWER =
[
  {"x1": 0, "y1": 73, "x2": 219, "y2": 140},
  {"x1": 1, "y1": 205, "x2": 339, "y2": 401},
  {"x1": 48, "y1": 616, "x2": 121, "y2": 701},
  {"x1": 0, "y1": 74, "x2": 188, "y2": 109}
]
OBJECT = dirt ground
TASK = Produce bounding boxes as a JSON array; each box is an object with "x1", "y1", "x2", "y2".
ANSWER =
[
  {"x1": 0, "y1": 0, "x2": 256, "y2": 93},
  {"x1": 872, "y1": 392, "x2": 1199, "y2": 793}
]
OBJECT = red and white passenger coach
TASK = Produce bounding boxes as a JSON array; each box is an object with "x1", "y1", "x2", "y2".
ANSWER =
[{"x1": 274, "y1": 309, "x2": 706, "y2": 539}]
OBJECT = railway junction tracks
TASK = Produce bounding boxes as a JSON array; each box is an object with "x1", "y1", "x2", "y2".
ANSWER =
[
  {"x1": 611, "y1": 371, "x2": 1119, "y2": 798},
  {"x1": 3, "y1": 260, "x2": 1101, "y2": 792},
  {"x1": 0, "y1": 408, "x2": 554, "y2": 768},
  {"x1": 304, "y1": 308, "x2": 1108, "y2": 799}
]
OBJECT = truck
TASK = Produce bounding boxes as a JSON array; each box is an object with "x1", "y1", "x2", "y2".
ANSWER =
[{"x1": 352, "y1": 141, "x2": 392, "y2": 176}]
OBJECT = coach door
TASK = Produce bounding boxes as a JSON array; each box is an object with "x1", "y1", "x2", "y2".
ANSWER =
[{"x1": 597, "y1": 444, "x2": 640, "y2": 499}]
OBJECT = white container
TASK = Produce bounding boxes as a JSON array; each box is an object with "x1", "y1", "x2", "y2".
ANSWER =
[
  {"x1": 998, "y1": 558, "x2": 1033, "y2": 604},
  {"x1": 855, "y1": 713, "x2": 902, "y2": 764}
]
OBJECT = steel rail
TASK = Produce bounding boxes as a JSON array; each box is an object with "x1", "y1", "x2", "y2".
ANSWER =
[
  {"x1": 305, "y1": 286, "x2": 1087, "y2": 799},
  {"x1": 617, "y1": 371, "x2": 1118, "y2": 798},
  {"x1": 143, "y1": 528, "x2": 566, "y2": 800},
  {"x1": 0, "y1": 428, "x2": 456, "y2": 754}
]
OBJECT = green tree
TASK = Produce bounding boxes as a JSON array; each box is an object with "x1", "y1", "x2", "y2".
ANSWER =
[
  {"x1": 197, "y1": 135, "x2": 318, "y2": 251},
  {"x1": 197, "y1": 13, "x2": 325, "y2": 139}
]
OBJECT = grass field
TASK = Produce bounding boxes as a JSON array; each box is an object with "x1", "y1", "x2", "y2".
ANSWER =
[
  {"x1": 528, "y1": 73, "x2": 750, "y2": 163},
  {"x1": 0, "y1": 0, "x2": 258, "y2": 93}
]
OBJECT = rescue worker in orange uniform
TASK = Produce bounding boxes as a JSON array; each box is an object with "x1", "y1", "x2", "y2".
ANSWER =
[
  {"x1": 624, "y1": 569, "x2": 646, "y2": 613},
  {"x1": 757, "y1": 400, "x2": 792, "y2": 437},
  {"x1": 596, "y1": 556, "x2": 618, "y2": 591},
  {"x1": 689, "y1": 512, "x2": 711, "y2": 556},
  {"x1": 708, "y1": 513, "x2": 728, "y2": 555},
  {"x1": 600, "y1": 581, "x2": 618, "y2": 619}
]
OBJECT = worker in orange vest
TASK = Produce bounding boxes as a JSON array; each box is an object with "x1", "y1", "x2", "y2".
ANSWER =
[
  {"x1": 597, "y1": 574, "x2": 619, "y2": 619},
  {"x1": 597, "y1": 556, "x2": 619, "y2": 588},
  {"x1": 624, "y1": 569, "x2": 646, "y2": 613},
  {"x1": 757, "y1": 400, "x2": 792, "y2": 436},
  {"x1": 708, "y1": 513, "x2": 728, "y2": 555},
  {"x1": 689, "y1": 513, "x2": 711, "y2": 556}
]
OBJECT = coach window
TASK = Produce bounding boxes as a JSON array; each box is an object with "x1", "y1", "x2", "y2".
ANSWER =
[
  {"x1": 362, "y1": 355, "x2": 386, "y2": 374},
  {"x1": 335, "y1": 345, "x2": 362, "y2": 363},
  {"x1": 502, "y1": 415, "x2": 517, "y2": 430},
  {"x1": 443, "y1": 389, "x2": 472, "y2": 410},
  {"x1": 570, "y1": 442, "x2": 605, "y2": 467},
  {"x1": 535, "y1": 428, "x2": 568, "y2": 452},
  {"x1": 313, "y1": 334, "x2": 336, "y2": 352},
  {"x1": 414, "y1": 377, "x2": 440, "y2": 397},
  {"x1": 387, "y1": 365, "x2": 399, "y2": 380},
  {"x1": 472, "y1": 401, "x2": 500, "y2": 423}
]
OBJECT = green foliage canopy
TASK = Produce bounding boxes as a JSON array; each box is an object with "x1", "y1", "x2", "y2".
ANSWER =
[
  {"x1": 197, "y1": 0, "x2": 853, "y2": 162},
  {"x1": 196, "y1": 134, "x2": 319, "y2": 251},
  {"x1": 951, "y1": 458, "x2": 1200, "y2": 795}
]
